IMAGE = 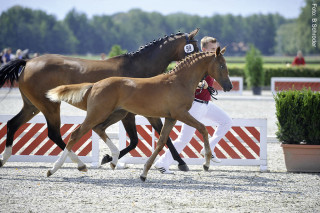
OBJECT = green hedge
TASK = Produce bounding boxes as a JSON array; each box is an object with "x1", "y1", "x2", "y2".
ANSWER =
[
  {"x1": 274, "y1": 89, "x2": 320, "y2": 144},
  {"x1": 169, "y1": 63, "x2": 320, "y2": 87},
  {"x1": 228, "y1": 67, "x2": 320, "y2": 87}
]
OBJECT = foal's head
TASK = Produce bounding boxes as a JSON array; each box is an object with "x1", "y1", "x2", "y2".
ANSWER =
[{"x1": 207, "y1": 47, "x2": 233, "y2": 92}]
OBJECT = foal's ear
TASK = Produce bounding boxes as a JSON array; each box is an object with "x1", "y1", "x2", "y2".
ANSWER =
[
  {"x1": 215, "y1": 46, "x2": 221, "y2": 56},
  {"x1": 189, "y1": 28, "x2": 200, "y2": 40},
  {"x1": 220, "y1": 46, "x2": 227, "y2": 55}
]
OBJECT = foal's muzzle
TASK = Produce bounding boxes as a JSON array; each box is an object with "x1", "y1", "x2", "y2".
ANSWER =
[{"x1": 223, "y1": 81, "x2": 233, "y2": 92}]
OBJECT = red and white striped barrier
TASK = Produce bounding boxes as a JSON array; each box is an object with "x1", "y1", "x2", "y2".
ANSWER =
[
  {"x1": 271, "y1": 77, "x2": 320, "y2": 93},
  {"x1": 0, "y1": 115, "x2": 99, "y2": 167},
  {"x1": 213, "y1": 77, "x2": 243, "y2": 95},
  {"x1": 118, "y1": 116, "x2": 267, "y2": 171}
]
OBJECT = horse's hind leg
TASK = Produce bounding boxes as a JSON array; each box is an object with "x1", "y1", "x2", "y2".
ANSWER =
[
  {"x1": 1, "y1": 94, "x2": 40, "y2": 167},
  {"x1": 146, "y1": 117, "x2": 189, "y2": 171},
  {"x1": 140, "y1": 118, "x2": 176, "y2": 182},
  {"x1": 41, "y1": 105, "x2": 86, "y2": 172}
]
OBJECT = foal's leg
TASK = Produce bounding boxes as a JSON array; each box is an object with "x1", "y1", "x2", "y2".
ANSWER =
[
  {"x1": 41, "y1": 104, "x2": 86, "y2": 172},
  {"x1": 146, "y1": 117, "x2": 189, "y2": 171},
  {"x1": 96, "y1": 109, "x2": 129, "y2": 165},
  {"x1": 47, "y1": 120, "x2": 94, "y2": 177},
  {"x1": 176, "y1": 112, "x2": 212, "y2": 171},
  {"x1": 140, "y1": 118, "x2": 176, "y2": 182},
  {"x1": 92, "y1": 125, "x2": 120, "y2": 170},
  {"x1": 1, "y1": 94, "x2": 40, "y2": 167}
]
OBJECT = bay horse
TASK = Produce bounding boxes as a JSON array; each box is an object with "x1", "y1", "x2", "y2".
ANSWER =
[
  {"x1": 0, "y1": 28, "x2": 200, "y2": 171},
  {"x1": 46, "y1": 47, "x2": 233, "y2": 181}
]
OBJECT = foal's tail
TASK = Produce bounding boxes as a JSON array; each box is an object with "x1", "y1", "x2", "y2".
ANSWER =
[
  {"x1": 0, "y1": 59, "x2": 27, "y2": 88},
  {"x1": 46, "y1": 83, "x2": 93, "y2": 104}
]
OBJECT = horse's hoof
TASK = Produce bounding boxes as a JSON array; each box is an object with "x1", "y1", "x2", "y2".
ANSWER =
[
  {"x1": 140, "y1": 175, "x2": 146, "y2": 182},
  {"x1": 110, "y1": 163, "x2": 116, "y2": 170},
  {"x1": 178, "y1": 164, "x2": 189, "y2": 172},
  {"x1": 47, "y1": 170, "x2": 52, "y2": 177},
  {"x1": 203, "y1": 165, "x2": 209, "y2": 171},
  {"x1": 101, "y1": 154, "x2": 113, "y2": 165},
  {"x1": 0, "y1": 160, "x2": 3, "y2": 168},
  {"x1": 78, "y1": 165, "x2": 88, "y2": 172}
]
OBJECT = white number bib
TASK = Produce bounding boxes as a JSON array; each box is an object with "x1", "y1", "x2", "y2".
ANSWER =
[{"x1": 184, "y1": 44, "x2": 194, "y2": 53}]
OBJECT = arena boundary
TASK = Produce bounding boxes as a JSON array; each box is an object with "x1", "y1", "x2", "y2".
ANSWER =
[
  {"x1": 118, "y1": 116, "x2": 268, "y2": 171},
  {"x1": 271, "y1": 77, "x2": 320, "y2": 93},
  {"x1": 0, "y1": 115, "x2": 99, "y2": 167}
]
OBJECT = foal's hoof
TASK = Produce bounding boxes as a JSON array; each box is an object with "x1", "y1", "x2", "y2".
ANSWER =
[
  {"x1": 110, "y1": 163, "x2": 116, "y2": 170},
  {"x1": 178, "y1": 164, "x2": 189, "y2": 172},
  {"x1": 0, "y1": 160, "x2": 3, "y2": 168},
  {"x1": 101, "y1": 154, "x2": 113, "y2": 165},
  {"x1": 78, "y1": 165, "x2": 88, "y2": 172},
  {"x1": 47, "y1": 170, "x2": 52, "y2": 177},
  {"x1": 203, "y1": 165, "x2": 209, "y2": 171},
  {"x1": 140, "y1": 175, "x2": 146, "y2": 182}
]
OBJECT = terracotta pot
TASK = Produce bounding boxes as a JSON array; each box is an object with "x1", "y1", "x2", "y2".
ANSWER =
[{"x1": 281, "y1": 144, "x2": 320, "y2": 172}]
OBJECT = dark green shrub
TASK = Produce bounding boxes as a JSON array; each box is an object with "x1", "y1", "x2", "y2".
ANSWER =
[
  {"x1": 264, "y1": 67, "x2": 320, "y2": 86},
  {"x1": 244, "y1": 45, "x2": 264, "y2": 88},
  {"x1": 274, "y1": 89, "x2": 320, "y2": 144},
  {"x1": 108, "y1": 45, "x2": 127, "y2": 58}
]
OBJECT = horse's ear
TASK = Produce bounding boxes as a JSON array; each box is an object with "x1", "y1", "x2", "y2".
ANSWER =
[
  {"x1": 188, "y1": 28, "x2": 200, "y2": 40},
  {"x1": 215, "y1": 46, "x2": 221, "y2": 56},
  {"x1": 220, "y1": 46, "x2": 227, "y2": 55}
]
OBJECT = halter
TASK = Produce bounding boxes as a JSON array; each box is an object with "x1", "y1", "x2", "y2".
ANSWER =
[{"x1": 184, "y1": 33, "x2": 197, "y2": 56}]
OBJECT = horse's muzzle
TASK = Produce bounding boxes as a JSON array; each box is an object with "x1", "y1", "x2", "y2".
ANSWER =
[{"x1": 223, "y1": 81, "x2": 233, "y2": 92}]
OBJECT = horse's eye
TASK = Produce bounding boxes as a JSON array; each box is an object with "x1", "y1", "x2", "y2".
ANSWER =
[{"x1": 220, "y1": 65, "x2": 224, "y2": 69}]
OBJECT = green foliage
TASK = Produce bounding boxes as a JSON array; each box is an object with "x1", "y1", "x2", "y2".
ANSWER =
[
  {"x1": 108, "y1": 45, "x2": 127, "y2": 58},
  {"x1": 244, "y1": 45, "x2": 264, "y2": 88},
  {"x1": 0, "y1": 6, "x2": 292, "y2": 55},
  {"x1": 274, "y1": 89, "x2": 320, "y2": 144},
  {"x1": 264, "y1": 67, "x2": 320, "y2": 86}
]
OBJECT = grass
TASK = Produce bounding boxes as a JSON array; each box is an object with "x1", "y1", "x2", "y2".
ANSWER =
[{"x1": 67, "y1": 54, "x2": 320, "y2": 69}]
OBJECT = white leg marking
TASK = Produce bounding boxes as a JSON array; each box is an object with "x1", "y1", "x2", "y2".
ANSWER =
[{"x1": 49, "y1": 149, "x2": 70, "y2": 175}]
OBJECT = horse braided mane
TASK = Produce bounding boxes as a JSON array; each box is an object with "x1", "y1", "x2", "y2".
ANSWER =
[
  {"x1": 166, "y1": 51, "x2": 215, "y2": 74},
  {"x1": 126, "y1": 32, "x2": 185, "y2": 56}
]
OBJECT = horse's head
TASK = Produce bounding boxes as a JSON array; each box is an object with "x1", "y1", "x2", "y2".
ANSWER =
[
  {"x1": 207, "y1": 47, "x2": 233, "y2": 92},
  {"x1": 175, "y1": 28, "x2": 200, "y2": 61}
]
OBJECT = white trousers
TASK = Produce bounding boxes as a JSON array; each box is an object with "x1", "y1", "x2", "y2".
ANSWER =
[{"x1": 156, "y1": 101, "x2": 232, "y2": 169}]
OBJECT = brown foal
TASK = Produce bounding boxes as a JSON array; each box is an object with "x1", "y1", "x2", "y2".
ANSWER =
[
  {"x1": 46, "y1": 47, "x2": 232, "y2": 181},
  {"x1": 0, "y1": 29, "x2": 200, "y2": 171}
]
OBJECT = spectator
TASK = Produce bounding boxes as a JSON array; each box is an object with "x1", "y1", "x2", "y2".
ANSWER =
[
  {"x1": 292, "y1": 50, "x2": 305, "y2": 66},
  {"x1": 2, "y1": 48, "x2": 12, "y2": 64},
  {"x1": 16, "y1": 49, "x2": 23, "y2": 59},
  {"x1": 100, "y1": 53, "x2": 106, "y2": 60}
]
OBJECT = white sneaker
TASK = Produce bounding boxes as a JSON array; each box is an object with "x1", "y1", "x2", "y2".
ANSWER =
[
  {"x1": 154, "y1": 161, "x2": 174, "y2": 174},
  {"x1": 116, "y1": 162, "x2": 128, "y2": 169},
  {"x1": 200, "y1": 149, "x2": 222, "y2": 163}
]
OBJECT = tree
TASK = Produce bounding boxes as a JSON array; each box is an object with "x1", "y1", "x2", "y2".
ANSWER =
[{"x1": 108, "y1": 45, "x2": 127, "y2": 58}]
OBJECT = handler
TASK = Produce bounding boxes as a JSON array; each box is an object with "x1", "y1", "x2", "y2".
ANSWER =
[{"x1": 154, "y1": 36, "x2": 233, "y2": 174}]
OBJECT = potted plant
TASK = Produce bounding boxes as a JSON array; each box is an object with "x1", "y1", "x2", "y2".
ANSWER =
[
  {"x1": 274, "y1": 88, "x2": 320, "y2": 172},
  {"x1": 244, "y1": 45, "x2": 264, "y2": 95}
]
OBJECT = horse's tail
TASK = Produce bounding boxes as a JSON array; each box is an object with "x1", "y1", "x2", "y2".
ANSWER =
[
  {"x1": 0, "y1": 59, "x2": 27, "y2": 88},
  {"x1": 46, "y1": 83, "x2": 93, "y2": 104}
]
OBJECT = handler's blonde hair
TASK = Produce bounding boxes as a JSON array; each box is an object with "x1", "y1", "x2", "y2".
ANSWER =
[{"x1": 201, "y1": 36, "x2": 217, "y2": 50}]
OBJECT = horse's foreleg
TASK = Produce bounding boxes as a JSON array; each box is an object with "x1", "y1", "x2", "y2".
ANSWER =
[
  {"x1": 1, "y1": 95, "x2": 39, "y2": 167},
  {"x1": 119, "y1": 113, "x2": 139, "y2": 158},
  {"x1": 96, "y1": 109, "x2": 129, "y2": 165},
  {"x1": 43, "y1": 107, "x2": 86, "y2": 172},
  {"x1": 93, "y1": 125, "x2": 119, "y2": 170},
  {"x1": 146, "y1": 117, "x2": 189, "y2": 171},
  {"x1": 140, "y1": 118, "x2": 176, "y2": 182},
  {"x1": 177, "y1": 112, "x2": 212, "y2": 171}
]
